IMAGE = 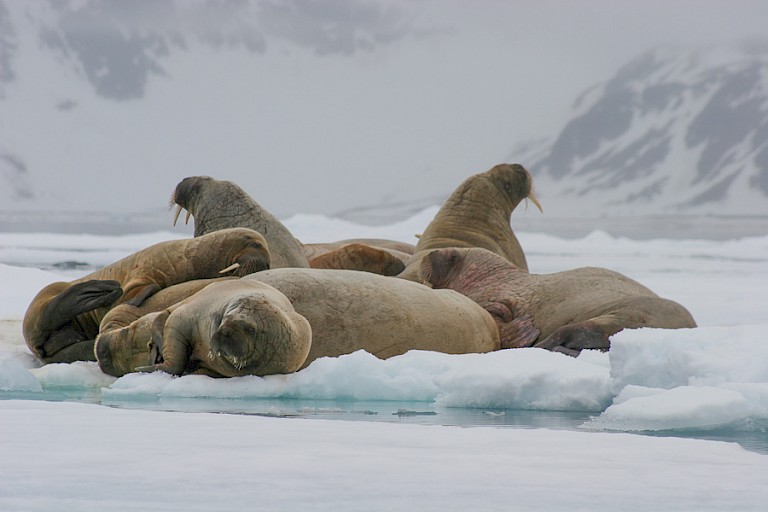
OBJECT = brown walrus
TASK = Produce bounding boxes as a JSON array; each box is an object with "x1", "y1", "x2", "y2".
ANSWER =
[
  {"x1": 95, "y1": 277, "x2": 235, "y2": 376},
  {"x1": 399, "y1": 163, "x2": 542, "y2": 280},
  {"x1": 133, "y1": 279, "x2": 312, "y2": 377},
  {"x1": 306, "y1": 242, "x2": 409, "y2": 276},
  {"x1": 245, "y1": 268, "x2": 501, "y2": 367},
  {"x1": 23, "y1": 228, "x2": 270, "y2": 364},
  {"x1": 170, "y1": 176, "x2": 310, "y2": 268},
  {"x1": 419, "y1": 247, "x2": 697, "y2": 356},
  {"x1": 171, "y1": 175, "x2": 416, "y2": 275}
]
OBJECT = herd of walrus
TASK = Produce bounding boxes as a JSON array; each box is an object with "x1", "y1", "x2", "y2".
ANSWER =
[{"x1": 22, "y1": 163, "x2": 697, "y2": 378}]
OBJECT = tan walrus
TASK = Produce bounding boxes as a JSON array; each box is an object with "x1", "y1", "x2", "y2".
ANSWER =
[
  {"x1": 399, "y1": 163, "x2": 542, "y2": 280},
  {"x1": 95, "y1": 278, "x2": 235, "y2": 376},
  {"x1": 133, "y1": 279, "x2": 312, "y2": 377},
  {"x1": 419, "y1": 247, "x2": 697, "y2": 356},
  {"x1": 23, "y1": 228, "x2": 270, "y2": 364},
  {"x1": 97, "y1": 269, "x2": 501, "y2": 377},
  {"x1": 171, "y1": 175, "x2": 416, "y2": 275},
  {"x1": 245, "y1": 268, "x2": 500, "y2": 367}
]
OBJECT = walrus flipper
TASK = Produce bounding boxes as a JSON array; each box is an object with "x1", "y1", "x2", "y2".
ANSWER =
[
  {"x1": 32, "y1": 280, "x2": 122, "y2": 361},
  {"x1": 136, "y1": 311, "x2": 189, "y2": 375},
  {"x1": 147, "y1": 310, "x2": 170, "y2": 365},
  {"x1": 484, "y1": 301, "x2": 540, "y2": 349},
  {"x1": 533, "y1": 321, "x2": 612, "y2": 356},
  {"x1": 45, "y1": 339, "x2": 98, "y2": 363},
  {"x1": 44, "y1": 280, "x2": 123, "y2": 330}
]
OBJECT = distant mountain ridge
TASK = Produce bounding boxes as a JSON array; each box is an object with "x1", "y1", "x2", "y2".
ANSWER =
[{"x1": 513, "y1": 44, "x2": 768, "y2": 216}]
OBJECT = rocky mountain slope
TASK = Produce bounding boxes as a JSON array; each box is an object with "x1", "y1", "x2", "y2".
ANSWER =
[{"x1": 513, "y1": 44, "x2": 768, "y2": 217}]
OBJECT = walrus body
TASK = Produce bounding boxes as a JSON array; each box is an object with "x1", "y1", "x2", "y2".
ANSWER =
[
  {"x1": 95, "y1": 278, "x2": 235, "y2": 376},
  {"x1": 420, "y1": 247, "x2": 697, "y2": 355},
  {"x1": 171, "y1": 176, "x2": 310, "y2": 268},
  {"x1": 399, "y1": 163, "x2": 541, "y2": 280},
  {"x1": 23, "y1": 228, "x2": 270, "y2": 364},
  {"x1": 134, "y1": 280, "x2": 312, "y2": 377},
  {"x1": 246, "y1": 268, "x2": 500, "y2": 367}
]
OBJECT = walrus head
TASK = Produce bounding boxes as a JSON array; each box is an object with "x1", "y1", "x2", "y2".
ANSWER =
[
  {"x1": 170, "y1": 176, "x2": 260, "y2": 238},
  {"x1": 419, "y1": 247, "x2": 521, "y2": 292},
  {"x1": 486, "y1": 164, "x2": 543, "y2": 213},
  {"x1": 95, "y1": 313, "x2": 159, "y2": 378},
  {"x1": 170, "y1": 176, "x2": 213, "y2": 226},
  {"x1": 214, "y1": 229, "x2": 272, "y2": 277},
  {"x1": 207, "y1": 296, "x2": 311, "y2": 377}
]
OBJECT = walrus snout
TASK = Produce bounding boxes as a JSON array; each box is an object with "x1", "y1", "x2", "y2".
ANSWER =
[
  {"x1": 94, "y1": 334, "x2": 117, "y2": 376},
  {"x1": 209, "y1": 322, "x2": 260, "y2": 367}
]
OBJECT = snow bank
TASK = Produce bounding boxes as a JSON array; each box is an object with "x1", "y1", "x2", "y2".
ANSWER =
[{"x1": 583, "y1": 326, "x2": 768, "y2": 431}]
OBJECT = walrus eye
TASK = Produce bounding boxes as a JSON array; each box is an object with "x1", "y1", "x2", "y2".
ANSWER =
[{"x1": 249, "y1": 242, "x2": 263, "y2": 250}]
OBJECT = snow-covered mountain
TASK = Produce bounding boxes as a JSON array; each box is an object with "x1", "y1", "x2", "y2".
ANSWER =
[{"x1": 514, "y1": 44, "x2": 768, "y2": 217}]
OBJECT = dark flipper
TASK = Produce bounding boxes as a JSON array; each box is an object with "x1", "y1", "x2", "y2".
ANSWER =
[
  {"x1": 43, "y1": 339, "x2": 97, "y2": 363},
  {"x1": 533, "y1": 321, "x2": 612, "y2": 356},
  {"x1": 35, "y1": 280, "x2": 122, "y2": 362},
  {"x1": 42, "y1": 280, "x2": 123, "y2": 332}
]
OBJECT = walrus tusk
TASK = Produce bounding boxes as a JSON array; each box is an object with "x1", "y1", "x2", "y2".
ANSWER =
[
  {"x1": 527, "y1": 191, "x2": 544, "y2": 213},
  {"x1": 219, "y1": 262, "x2": 241, "y2": 274},
  {"x1": 185, "y1": 210, "x2": 191, "y2": 225},
  {"x1": 172, "y1": 205, "x2": 183, "y2": 226}
]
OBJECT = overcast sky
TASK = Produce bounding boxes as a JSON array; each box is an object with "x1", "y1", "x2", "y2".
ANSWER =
[{"x1": 4, "y1": 0, "x2": 768, "y2": 219}]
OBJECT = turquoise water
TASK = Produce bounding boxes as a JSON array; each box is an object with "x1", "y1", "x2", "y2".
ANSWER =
[{"x1": 4, "y1": 391, "x2": 766, "y2": 455}]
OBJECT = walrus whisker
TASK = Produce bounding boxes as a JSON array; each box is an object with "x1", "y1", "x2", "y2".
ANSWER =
[
  {"x1": 172, "y1": 205, "x2": 183, "y2": 226},
  {"x1": 219, "y1": 262, "x2": 241, "y2": 274}
]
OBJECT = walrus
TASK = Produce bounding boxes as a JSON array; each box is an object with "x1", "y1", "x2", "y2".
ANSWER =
[
  {"x1": 23, "y1": 228, "x2": 270, "y2": 364},
  {"x1": 171, "y1": 175, "x2": 416, "y2": 275},
  {"x1": 95, "y1": 278, "x2": 235, "y2": 376},
  {"x1": 133, "y1": 279, "x2": 312, "y2": 377},
  {"x1": 99, "y1": 269, "x2": 501, "y2": 376},
  {"x1": 306, "y1": 242, "x2": 409, "y2": 276},
  {"x1": 419, "y1": 247, "x2": 697, "y2": 356},
  {"x1": 244, "y1": 268, "x2": 501, "y2": 367},
  {"x1": 399, "y1": 163, "x2": 542, "y2": 280},
  {"x1": 170, "y1": 176, "x2": 310, "y2": 268},
  {"x1": 301, "y1": 239, "x2": 416, "y2": 260}
]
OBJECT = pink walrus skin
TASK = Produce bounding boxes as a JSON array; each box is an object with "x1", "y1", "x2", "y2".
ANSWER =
[{"x1": 419, "y1": 247, "x2": 696, "y2": 356}]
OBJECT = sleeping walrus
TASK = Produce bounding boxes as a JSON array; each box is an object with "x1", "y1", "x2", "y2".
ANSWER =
[
  {"x1": 132, "y1": 279, "x2": 312, "y2": 377},
  {"x1": 95, "y1": 277, "x2": 235, "y2": 376},
  {"x1": 419, "y1": 247, "x2": 697, "y2": 355},
  {"x1": 244, "y1": 268, "x2": 500, "y2": 367},
  {"x1": 104, "y1": 268, "x2": 502, "y2": 376},
  {"x1": 23, "y1": 228, "x2": 270, "y2": 364}
]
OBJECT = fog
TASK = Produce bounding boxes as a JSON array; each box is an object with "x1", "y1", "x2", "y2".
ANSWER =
[{"x1": 2, "y1": 0, "x2": 768, "y2": 221}]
